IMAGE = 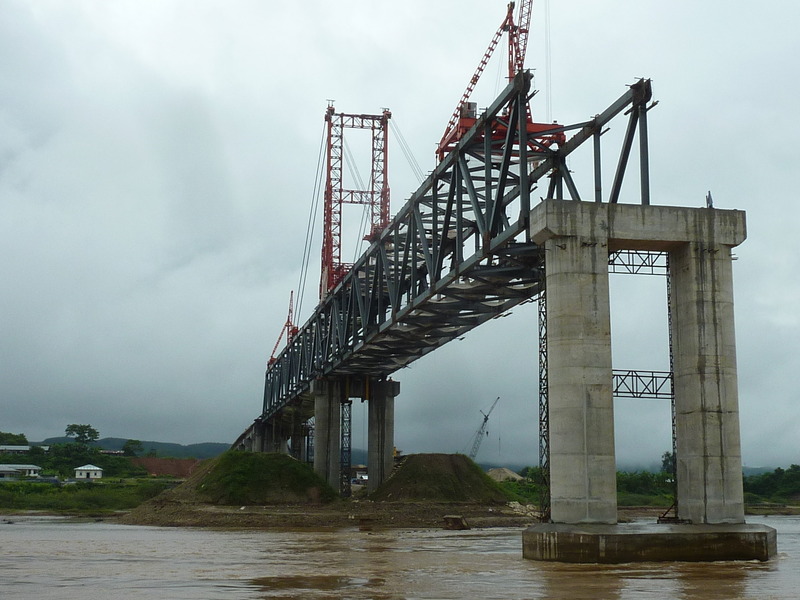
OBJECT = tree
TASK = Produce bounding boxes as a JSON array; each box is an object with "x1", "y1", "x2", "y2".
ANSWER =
[
  {"x1": 122, "y1": 439, "x2": 144, "y2": 457},
  {"x1": 65, "y1": 424, "x2": 99, "y2": 446},
  {"x1": 0, "y1": 432, "x2": 28, "y2": 445},
  {"x1": 661, "y1": 450, "x2": 676, "y2": 475}
]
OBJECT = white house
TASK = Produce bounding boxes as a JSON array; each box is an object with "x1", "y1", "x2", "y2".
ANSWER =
[
  {"x1": 74, "y1": 464, "x2": 103, "y2": 480},
  {"x1": 0, "y1": 464, "x2": 43, "y2": 479}
]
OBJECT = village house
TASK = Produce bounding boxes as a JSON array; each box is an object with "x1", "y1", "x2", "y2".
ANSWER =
[
  {"x1": 0, "y1": 464, "x2": 43, "y2": 479},
  {"x1": 73, "y1": 464, "x2": 103, "y2": 480}
]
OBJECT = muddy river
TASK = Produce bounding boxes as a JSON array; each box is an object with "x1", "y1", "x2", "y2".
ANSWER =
[{"x1": 1, "y1": 515, "x2": 798, "y2": 599}]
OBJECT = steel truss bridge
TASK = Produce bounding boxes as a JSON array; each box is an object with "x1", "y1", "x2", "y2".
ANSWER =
[{"x1": 236, "y1": 71, "x2": 674, "y2": 495}]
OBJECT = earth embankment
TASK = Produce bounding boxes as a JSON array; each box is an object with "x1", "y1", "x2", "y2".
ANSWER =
[{"x1": 121, "y1": 451, "x2": 537, "y2": 529}]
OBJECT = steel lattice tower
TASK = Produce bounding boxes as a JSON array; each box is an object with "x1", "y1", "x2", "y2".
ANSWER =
[{"x1": 321, "y1": 104, "x2": 391, "y2": 297}]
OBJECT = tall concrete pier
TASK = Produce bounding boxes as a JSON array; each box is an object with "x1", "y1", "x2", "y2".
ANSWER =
[
  {"x1": 367, "y1": 379, "x2": 399, "y2": 493},
  {"x1": 312, "y1": 378, "x2": 342, "y2": 486},
  {"x1": 524, "y1": 200, "x2": 774, "y2": 562}
]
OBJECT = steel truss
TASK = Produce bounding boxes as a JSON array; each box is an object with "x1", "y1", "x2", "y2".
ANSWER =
[
  {"x1": 240, "y1": 72, "x2": 655, "y2": 454},
  {"x1": 537, "y1": 289, "x2": 550, "y2": 520},
  {"x1": 340, "y1": 398, "x2": 352, "y2": 497},
  {"x1": 612, "y1": 370, "x2": 672, "y2": 399}
]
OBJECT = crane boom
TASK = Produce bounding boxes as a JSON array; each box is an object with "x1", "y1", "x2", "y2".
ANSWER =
[
  {"x1": 513, "y1": 0, "x2": 533, "y2": 75},
  {"x1": 468, "y1": 397, "x2": 500, "y2": 460},
  {"x1": 268, "y1": 291, "x2": 299, "y2": 365},
  {"x1": 438, "y1": 3, "x2": 515, "y2": 162}
]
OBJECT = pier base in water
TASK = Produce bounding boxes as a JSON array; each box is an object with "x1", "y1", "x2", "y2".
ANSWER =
[{"x1": 522, "y1": 522, "x2": 777, "y2": 563}]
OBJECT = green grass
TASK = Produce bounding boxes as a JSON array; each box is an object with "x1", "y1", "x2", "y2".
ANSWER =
[
  {"x1": 197, "y1": 451, "x2": 336, "y2": 505},
  {"x1": 0, "y1": 480, "x2": 173, "y2": 512}
]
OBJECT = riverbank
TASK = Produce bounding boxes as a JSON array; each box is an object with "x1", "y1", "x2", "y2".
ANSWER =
[{"x1": 118, "y1": 497, "x2": 537, "y2": 529}]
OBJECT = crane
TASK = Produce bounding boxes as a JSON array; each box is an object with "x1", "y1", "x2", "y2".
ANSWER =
[
  {"x1": 268, "y1": 291, "x2": 299, "y2": 365},
  {"x1": 467, "y1": 397, "x2": 500, "y2": 460},
  {"x1": 436, "y1": 0, "x2": 563, "y2": 162}
]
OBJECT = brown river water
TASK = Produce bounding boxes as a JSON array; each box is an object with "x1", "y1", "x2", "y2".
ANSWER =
[{"x1": 1, "y1": 515, "x2": 798, "y2": 599}]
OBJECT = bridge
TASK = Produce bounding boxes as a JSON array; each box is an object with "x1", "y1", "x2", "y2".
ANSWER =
[
  {"x1": 234, "y1": 70, "x2": 752, "y2": 536},
  {"x1": 236, "y1": 72, "x2": 654, "y2": 481}
]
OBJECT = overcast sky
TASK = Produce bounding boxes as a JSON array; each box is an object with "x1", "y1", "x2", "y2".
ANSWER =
[{"x1": 2, "y1": 0, "x2": 798, "y2": 470}]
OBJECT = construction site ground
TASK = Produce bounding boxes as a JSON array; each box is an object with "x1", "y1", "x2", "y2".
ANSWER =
[{"x1": 118, "y1": 452, "x2": 666, "y2": 529}]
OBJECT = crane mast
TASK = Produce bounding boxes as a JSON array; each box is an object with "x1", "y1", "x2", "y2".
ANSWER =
[{"x1": 468, "y1": 397, "x2": 500, "y2": 460}]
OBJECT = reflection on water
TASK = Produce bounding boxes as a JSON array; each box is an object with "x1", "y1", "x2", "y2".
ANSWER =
[{"x1": 0, "y1": 516, "x2": 797, "y2": 599}]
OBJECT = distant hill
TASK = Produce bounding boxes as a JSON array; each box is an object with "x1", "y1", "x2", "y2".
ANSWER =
[{"x1": 38, "y1": 437, "x2": 230, "y2": 459}]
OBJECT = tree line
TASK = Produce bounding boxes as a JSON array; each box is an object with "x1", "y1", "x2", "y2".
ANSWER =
[
  {"x1": 502, "y1": 459, "x2": 800, "y2": 507},
  {"x1": 0, "y1": 425, "x2": 147, "y2": 479}
]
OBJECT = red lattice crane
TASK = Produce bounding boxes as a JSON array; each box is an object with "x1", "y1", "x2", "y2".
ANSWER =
[
  {"x1": 321, "y1": 104, "x2": 391, "y2": 297},
  {"x1": 436, "y1": 1, "x2": 564, "y2": 162},
  {"x1": 268, "y1": 290, "x2": 299, "y2": 365}
]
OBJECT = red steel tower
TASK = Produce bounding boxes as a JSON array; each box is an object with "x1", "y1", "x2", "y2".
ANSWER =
[{"x1": 321, "y1": 104, "x2": 391, "y2": 297}]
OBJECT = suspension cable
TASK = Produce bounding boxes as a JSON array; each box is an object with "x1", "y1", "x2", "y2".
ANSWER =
[
  {"x1": 341, "y1": 137, "x2": 371, "y2": 262},
  {"x1": 295, "y1": 121, "x2": 327, "y2": 320},
  {"x1": 390, "y1": 119, "x2": 425, "y2": 184}
]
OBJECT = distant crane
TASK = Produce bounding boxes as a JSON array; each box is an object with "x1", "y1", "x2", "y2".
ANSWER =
[
  {"x1": 268, "y1": 291, "x2": 299, "y2": 365},
  {"x1": 467, "y1": 397, "x2": 500, "y2": 460}
]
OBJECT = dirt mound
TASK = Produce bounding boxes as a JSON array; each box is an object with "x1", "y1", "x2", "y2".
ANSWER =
[
  {"x1": 196, "y1": 452, "x2": 336, "y2": 505},
  {"x1": 131, "y1": 457, "x2": 201, "y2": 478},
  {"x1": 370, "y1": 453, "x2": 511, "y2": 503},
  {"x1": 486, "y1": 467, "x2": 523, "y2": 482},
  {"x1": 121, "y1": 452, "x2": 338, "y2": 527}
]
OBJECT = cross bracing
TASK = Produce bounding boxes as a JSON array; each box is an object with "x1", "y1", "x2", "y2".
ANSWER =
[{"x1": 257, "y1": 72, "x2": 654, "y2": 427}]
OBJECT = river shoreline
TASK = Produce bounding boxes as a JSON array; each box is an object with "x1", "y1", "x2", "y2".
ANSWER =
[
  {"x1": 2, "y1": 504, "x2": 674, "y2": 529},
  {"x1": 5, "y1": 504, "x2": 798, "y2": 530}
]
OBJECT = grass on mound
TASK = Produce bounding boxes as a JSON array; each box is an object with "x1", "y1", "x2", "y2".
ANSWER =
[
  {"x1": 370, "y1": 453, "x2": 512, "y2": 503},
  {"x1": 197, "y1": 451, "x2": 336, "y2": 505}
]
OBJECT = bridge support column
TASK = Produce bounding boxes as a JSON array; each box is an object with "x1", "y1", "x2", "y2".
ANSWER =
[
  {"x1": 531, "y1": 200, "x2": 748, "y2": 527},
  {"x1": 368, "y1": 379, "x2": 399, "y2": 493},
  {"x1": 312, "y1": 378, "x2": 341, "y2": 486},
  {"x1": 524, "y1": 201, "x2": 765, "y2": 561},
  {"x1": 252, "y1": 419, "x2": 266, "y2": 452},
  {"x1": 671, "y1": 241, "x2": 745, "y2": 524},
  {"x1": 540, "y1": 230, "x2": 617, "y2": 524}
]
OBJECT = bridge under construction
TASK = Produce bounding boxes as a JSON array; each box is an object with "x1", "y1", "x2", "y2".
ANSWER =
[{"x1": 233, "y1": 1, "x2": 775, "y2": 562}]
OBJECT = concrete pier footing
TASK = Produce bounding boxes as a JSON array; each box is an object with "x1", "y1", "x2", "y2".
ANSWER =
[{"x1": 522, "y1": 522, "x2": 777, "y2": 563}]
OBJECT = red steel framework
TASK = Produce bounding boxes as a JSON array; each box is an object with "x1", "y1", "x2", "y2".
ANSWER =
[
  {"x1": 437, "y1": 0, "x2": 563, "y2": 162},
  {"x1": 321, "y1": 104, "x2": 391, "y2": 297}
]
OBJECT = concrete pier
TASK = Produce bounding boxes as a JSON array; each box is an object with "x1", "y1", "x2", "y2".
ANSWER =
[
  {"x1": 311, "y1": 376, "x2": 399, "y2": 491},
  {"x1": 527, "y1": 200, "x2": 774, "y2": 561},
  {"x1": 671, "y1": 241, "x2": 745, "y2": 524},
  {"x1": 367, "y1": 379, "x2": 399, "y2": 492},
  {"x1": 312, "y1": 378, "x2": 341, "y2": 486},
  {"x1": 539, "y1": 227, "x2": 617, "y2": 524}
]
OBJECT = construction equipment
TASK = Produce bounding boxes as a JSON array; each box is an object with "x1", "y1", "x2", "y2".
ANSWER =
[
  {"x1": 468, "y1": 397, "x2": 500, "y2": 460},
  {"x1": 268, "y1": 291, "x2": 299, "y2": 365},
  {"x1": 321, "y1": 104, "x2": 391, "y2": 297},
  {"x1": 436, "y1": 0, "x2": 564, "y2": 161}
]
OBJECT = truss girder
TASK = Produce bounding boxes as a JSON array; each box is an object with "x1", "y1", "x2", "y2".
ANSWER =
[
  {"x1": 612, "y1": 369, "x2": 672, "y2": 400},
  {"x1": 261, "y1": 73, "x2": 653, "y2": 421}
]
